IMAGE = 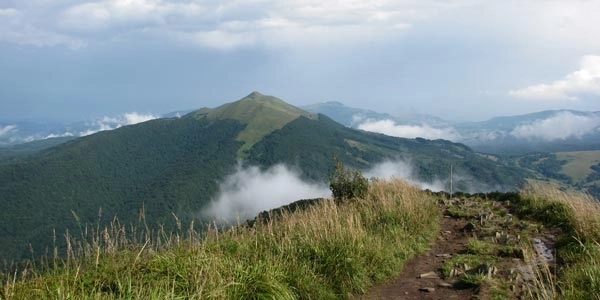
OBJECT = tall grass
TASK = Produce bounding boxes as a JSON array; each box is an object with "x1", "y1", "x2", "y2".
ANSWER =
[
  {"x1": 520, "y1": 242, "x2": 556, "y2": 300},
  {"x1": 0, "y1": 179, "x2": 439, "y2": 300},
  {"x1": 521, "y1": 182, "x2": 600, "y2": 242},
  {"x1": 518, "y1": 181, "x2": 600, "y2": 299}
]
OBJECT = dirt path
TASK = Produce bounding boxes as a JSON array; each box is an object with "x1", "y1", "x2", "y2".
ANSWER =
[
  {"x1": 362, "y1": 197, "x2": 559, "y2": 300},
  {"x1": 362, "y1": 214, "x2": 474, "y2": 300}
]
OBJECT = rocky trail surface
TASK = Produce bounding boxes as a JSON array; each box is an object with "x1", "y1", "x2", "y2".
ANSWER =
[{"x1": 362, "y1": 196, "x2": 559, "y2": 300}]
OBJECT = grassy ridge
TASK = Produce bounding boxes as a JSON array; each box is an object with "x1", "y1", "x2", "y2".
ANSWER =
[{"x1": 0, "y1": 179, "x2": 439, "y2": 299}]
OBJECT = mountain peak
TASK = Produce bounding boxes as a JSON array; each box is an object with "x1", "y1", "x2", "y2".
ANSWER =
[
  {"x1": 193, "y1": 92, "x2": 316, "y2": 153},
  {"x1": 245, "y1": 91, "x2": 264, "y2": 99}
]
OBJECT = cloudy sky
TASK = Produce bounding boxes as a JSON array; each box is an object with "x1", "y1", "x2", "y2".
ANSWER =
[{"x1": 1, "y1": 0, "x2": 600, "y2": 122}]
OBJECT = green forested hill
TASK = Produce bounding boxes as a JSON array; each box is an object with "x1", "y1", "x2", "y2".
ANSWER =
[
  {"x1": 0, "y1": 116, "x2": 245, "y2": 260},
  {"x1": 0, "y1": 136, "x2": 75, "y2": 164},
  {"x1": 247, "y1": 114, "x2": 523, "y2": 188},
  {"x1": 0, "y1": 92, "x2": 524, "y2": 262}
]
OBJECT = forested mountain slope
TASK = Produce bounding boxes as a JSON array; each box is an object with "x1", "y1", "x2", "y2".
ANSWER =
[{"x1": 0, "y1": 92, "x2": 524, "y2": 261}]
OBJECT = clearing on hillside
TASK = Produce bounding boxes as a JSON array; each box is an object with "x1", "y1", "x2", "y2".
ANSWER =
[{"x1": 555, "y1": 150, "x2": 600, "y2": 183}]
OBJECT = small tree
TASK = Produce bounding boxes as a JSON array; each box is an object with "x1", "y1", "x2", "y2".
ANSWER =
[{"x1": 329, "y1": 158, "x2": 369, "y2": 202}]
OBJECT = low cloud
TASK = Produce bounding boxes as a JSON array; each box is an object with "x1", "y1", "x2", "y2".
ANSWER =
[
  {"x1": 203, "y1": 164, "x2": 330, "y2": 222},
  {"x1": 357, "y1": 119, "x2": 461, "y2": 141},
  {"x1": 364, "y1": 160, "x2": 502, "y2": 193},
  {"x1": 123, "y1": 112, "x2": 157, "y2": 124},
  {"x1": 510, "y1": 111, "x2": 600, "y2": 141},
  {"x1": 460, "y1": 130, "x2": 507, "y2": 143},
  {"x1": 0, "y1": 125, "x2": 17, "y2": 137},
  {"x1": 509, "y1": 55, "x2": 600, "y2": 100},
  {"x1": 43, "y1": 132, "x2": 75, "y2": 139},
  {"x1": 80, "y1": 112, "x2": 158, "y2": 136},
  {"x1": 364, "y1": 160, "x2": 447, "y2": 192},
  {"x1": 204, "y1": 159, "x2": 505, "y2": 222}
]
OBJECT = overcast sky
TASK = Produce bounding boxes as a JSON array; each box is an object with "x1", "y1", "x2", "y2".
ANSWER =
[{"x1": 1, "y1": 0, "x2": 600, "y2": 122}]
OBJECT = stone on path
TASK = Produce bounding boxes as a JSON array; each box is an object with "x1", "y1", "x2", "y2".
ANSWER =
[{"x1": 419, "y1": 271, "x2": 440, "y2": 279}]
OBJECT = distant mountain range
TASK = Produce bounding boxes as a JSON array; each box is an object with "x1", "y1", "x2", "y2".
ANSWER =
[
  {"x1": 4, "y1": 101, "x2": 599, "y2": 156},
  {"x1": 303, "y1": 102, "x2": 600, "y2": 155},
  {"x1": 0, "y1": 92, "x2": 524, "y2": 262}
]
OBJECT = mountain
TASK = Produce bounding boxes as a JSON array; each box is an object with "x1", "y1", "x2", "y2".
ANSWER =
[
  {"x1": 305, "y1": 102, "x2": 600, "y2": 155},
  {"x1": 455, "y1": 110, "x2": 600, "y2": 154},
  {"x1": 0, "y1": 136, "x2": 76, "y2": 164},
  {"x1": 0, "y1": 92, "x2": 524, "y2": 261},
  {"x1": 302, "y1": 101, "x2": 448, "y2": 128},
  {"x1": 193, "y1": 91, "x2": 316, "y2": 153}
]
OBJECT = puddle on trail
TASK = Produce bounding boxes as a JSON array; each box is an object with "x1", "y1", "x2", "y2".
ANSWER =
[
  {"x1": 532, "y1": 237, "x2": 554, "y2": 263},
  {"x1": 515, "y1": 236, "x2": 555, "y2": 282}
]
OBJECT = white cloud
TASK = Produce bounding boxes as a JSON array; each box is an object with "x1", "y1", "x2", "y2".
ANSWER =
[
  {"x1": 0, "y1": 125, "x2": 17, "y2": 137},
  {"x1": 79, "y1": 123, "x2": 115, "y2": 137},
  {"x1": 80, "y1": 112, "x2": 158, "y2": 136},
  {"x1": 357, "y1": 119, "x2": 461, "y2": 141},
  {"x1": 203, "y1": 164, "x2": 330, "y2": 222},
  {"x1": 509, "y1": 55, "x2": 600, "y2": 100},
  {"x1": 365, "y1": 160, "x2": 503, "y2": 193},
  {"x1": 459, "y1": 130, "x2": 507, "y2": 143},
  {"x1": 123, "y1": 112, "x2": 158, "y2": 124},
  {"x1": 510, "y1": 111, "x2": 600, "y2": 141},
  {"x1": 43, "y1": 132, "x2": 75, "y2": 139},
  {"x1": 364, "y1": 160, "x2": 446, "y2": 191}
]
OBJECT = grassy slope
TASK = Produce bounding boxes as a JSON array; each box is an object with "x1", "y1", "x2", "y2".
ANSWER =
[
  {"x1": 194, "y1": 91, "x2": 316, "y2": 153},
  {"x1": 0, "y1": 179, "x2": 440, "y2": 300},
  {"x1": 504, "y1": 151, "x2": 600, "y2": 200},
  {"x1": 555, "y1": 150, "x2": 600, "y2": 182}
]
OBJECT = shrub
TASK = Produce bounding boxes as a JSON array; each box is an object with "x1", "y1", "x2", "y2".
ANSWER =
[{"x1": 329, "y1": 158, "x2": 369, "y2": 202}]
